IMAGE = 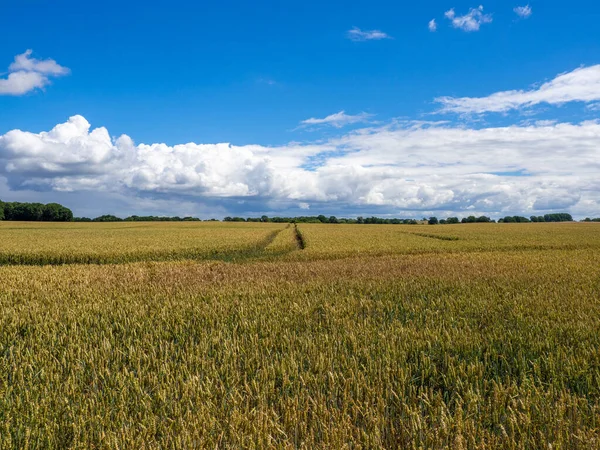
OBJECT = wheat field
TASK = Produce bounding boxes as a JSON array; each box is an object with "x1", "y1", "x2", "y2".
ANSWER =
[{"x1": 1, "y1": 222, "x2": 599, "y2": 448}]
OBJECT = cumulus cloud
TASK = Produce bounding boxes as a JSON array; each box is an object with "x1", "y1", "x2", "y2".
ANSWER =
[
  {"x1": 299, "y1": 111, "x2": 373, "y2": 129},
  {"x1": 436, "y1": 65, "x2": 600, "y2": 114},
  {"x1": 1, "y1": 115, "x2": 600, "y2": 217},
  {"x1": 346, "y1": 27, "x2": 391, "y2": 41},
  {"x1": 444, "y1": 6, "x2": 493, "y2": 32},
  {"x1": 0, "y1": 50, "x2": 69, "y2": 96},
  {"x1": 428, "y1": 19, "x2": 437, "y2": 32},
  {"x1": 514, "y1": 5, "x2": 532, "y2": 18}
]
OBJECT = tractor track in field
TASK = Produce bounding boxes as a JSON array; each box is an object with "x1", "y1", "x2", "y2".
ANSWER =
[{"x1": 294, "y1": 224, "x2": 306, "y2": 250}]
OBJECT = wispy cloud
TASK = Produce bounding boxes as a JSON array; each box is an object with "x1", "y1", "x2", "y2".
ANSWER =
[
  {"x1": 587, "y1": 102, "x2": 600, "y2": 111},
  {"x1": 0, "y1": 50, "x2": 69, "y2": 96},
  {"x1": 299, "y1": 111, "x2": 373, "y2": 129},
  {"x1": 514, "y1": 5, "x2": 532, "y2": 18},
  {"x1": 436, "y1": 65, "x2": 600, "y2": 114},
  {"x1": 346, "y1": 27, "x2": 391, "y2": 41},
  {"x1": 257, "y1": 77, "x2": 277, "y2": 86},
  {"x1": 444, "y1": 5, "x2": 493, "y2": 32},
  {"x1": 428, "y1": 19, "x2": 438, "y2": 32}
]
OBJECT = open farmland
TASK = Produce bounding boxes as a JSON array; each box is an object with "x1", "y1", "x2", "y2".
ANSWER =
[
  {"x1": 1, "y1": 222, "x2": 600, "y2": 448},
  {"x1": 0, "y1": 222, "x2": 286, "y2": 265}
]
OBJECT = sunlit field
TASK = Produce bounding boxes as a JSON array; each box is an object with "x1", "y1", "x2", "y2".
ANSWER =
[
  {"x1": 0, "y1": 221, "x2": 285, "y2": 265},
  {"x1": 1, "y1": 222, "x2": 599, "y2": 448}
]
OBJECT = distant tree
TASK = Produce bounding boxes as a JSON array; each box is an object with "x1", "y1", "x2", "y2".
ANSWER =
[
  {"x1": 499, "y1": 216, "x2": 530, "y2": 223},
  {"x1": 260, "y1": 215, "x2": 269, "y2": 223},
  {"x1": 428, "y1": 217, "x2": 439, "y2": 225},
  {"x1": 357, "y1": 216, "x2": 364, "y2": 224},
  {"x1": 446, "y1": 217, "x2": 459, "y2": 224},
  {"x1": 439, "y1": 219, "x2": 447, "y2": 224},
  {"x1": 0, "y1": 201, "x2": 73, "y2": 222},
  {"x1": 476, "y1": 216, "x2": 491, "y2": 223},
  {"x1": 0, "y1": 201, "x2": 4, "y2": 221},
  {"x1": 93, "y1": 215, "x2": 123, "y2": 222},
  {"x1": 328, "y1": 216, "x2": 339, "y2": 224},
  {"x1": 544, "y1": 213, "x2": 573, "y2": 222},
  {"x1": 42, "y1": 203, "x2": 73, "y2": 221}
]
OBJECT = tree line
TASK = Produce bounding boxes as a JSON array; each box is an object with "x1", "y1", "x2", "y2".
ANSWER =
[
  {"x1": 0, "y1": 200, "x2": 585, "y2": 224},
  {"x1": 74, "y1": 215, "x2": 201, "y2": 222},
  {"x1": 427, "y1": 213, "x2": 574, "y2": 225},
  {"x1": 497, "y1": 213, "x2": 573, "y2": 223},
  {"x1": 225, "y1": 215, "x2": 420, "y2": 224},
  {"x1": 0, "y1": 201, "x2": 73, "y2": 222}
]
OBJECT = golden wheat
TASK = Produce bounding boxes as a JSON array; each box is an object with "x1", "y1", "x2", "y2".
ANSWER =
[{"x1": 1, "y1": 222, "x2": 599, "y2": 448}]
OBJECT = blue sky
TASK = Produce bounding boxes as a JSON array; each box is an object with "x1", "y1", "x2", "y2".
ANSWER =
[{"x1": 1, "y1": 0, "x2": 600, "y2": 218}]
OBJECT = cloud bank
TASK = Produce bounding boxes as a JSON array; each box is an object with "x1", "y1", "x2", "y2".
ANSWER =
[
  {"x1": 0, "y1": 50, "x2": 69, "y2": 96},
  {"x1": 1, "y1": 115, "x2": 599, "y2": 218}
]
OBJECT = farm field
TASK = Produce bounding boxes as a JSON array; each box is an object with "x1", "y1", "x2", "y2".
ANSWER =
[{"x1": 1, "y1": 222, "x2": 599, "y2": 448}]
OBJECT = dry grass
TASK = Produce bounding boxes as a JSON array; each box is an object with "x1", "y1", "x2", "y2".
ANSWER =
[{"x1": 1, "y1": 222, "x2": 599, "y2": 448}]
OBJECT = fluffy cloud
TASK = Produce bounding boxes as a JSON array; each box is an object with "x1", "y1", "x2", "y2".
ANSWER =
[
  {"x1": 1, "y1": 115, "x2": 600, "y2": 218},
  {"x1": 514, "y1": 5, "x2": 532, "y2": 18},
  {"x1": 436, "y1": 65, "x2": 600, "y2": 114},
  {"x1": 0, "y1": 50, "x2": 69, "y2": 96},
  {"x1": 444, "y1": 6, "x2": 493, "y2": 32},
  {"x1": 428, "y1": 19, "x2": 438, "y2": 32},
  {"x1": 300, "y1": 111, "x2": 373, "y2": 129},
  {"x1": 346, "y1": 27, "x2": 391, "y2": 41}
]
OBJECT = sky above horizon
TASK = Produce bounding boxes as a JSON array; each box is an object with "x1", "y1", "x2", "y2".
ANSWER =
[{"x1": 1, "y1": 0, "x2": 600, "y2": 219}]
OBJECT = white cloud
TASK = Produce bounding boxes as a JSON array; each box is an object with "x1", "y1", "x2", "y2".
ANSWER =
[
  {"x1": 0, "y1": 50, "x2": 69, "y2": 96},
  {"x1": 436, "y1": 65, "x2": 600, "y2": 114},
  {"x1": 514, "y1": 5, "x2": 532, "y2": 18},
  {"x1": 587, "y1": 102, "x2": 600, "y2": 111},
  {"x1": 444, "y1": 5, "x2": 493, "y2": 32},
  {"x1": 428, "y1": 19, "x2": 437, "y2": 32},
  {"x1": 346, "y1": 27, "x2": 391, "y2": 41},
  {"x1": 300, "y1": 111, "x2": 373, "y2": 129},
  {"x1": 1, "y1": 115, "x2": 600, "y2": 217},
  {"x1": 9, "y1": 50, "x2": 69, "y2": 75}
]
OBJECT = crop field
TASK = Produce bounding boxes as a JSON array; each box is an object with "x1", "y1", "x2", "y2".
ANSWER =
[
  {"x1": 0, "y1": 222, "x2": 286, "y2": 265},
  {"x1": 1, "y1": 222, "x2": 599, "y2": 448}
]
